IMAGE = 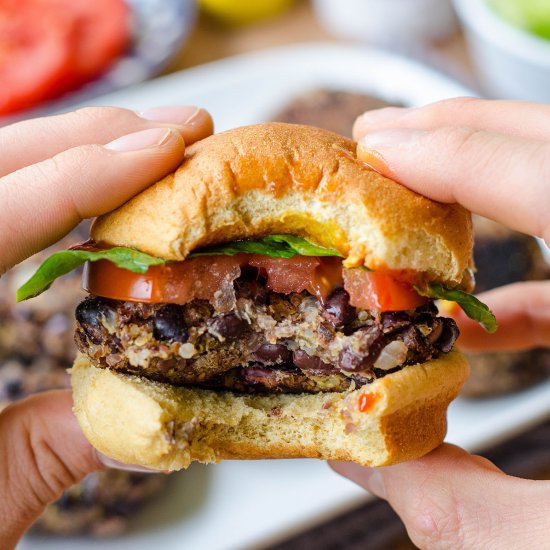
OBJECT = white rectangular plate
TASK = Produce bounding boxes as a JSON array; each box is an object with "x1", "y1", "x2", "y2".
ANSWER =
[{"x1": 19, "y1": 43, "x2": 550, "y2": 550}]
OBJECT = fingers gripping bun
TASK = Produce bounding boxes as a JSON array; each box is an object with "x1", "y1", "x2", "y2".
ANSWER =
[{"x1": 92, "y1": 123, "x2": 473, "y2": 288}]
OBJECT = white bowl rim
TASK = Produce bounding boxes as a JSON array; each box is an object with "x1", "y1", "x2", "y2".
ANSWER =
[{"x1": 453, "y1": 0, "x2": 550, "y2": 65}]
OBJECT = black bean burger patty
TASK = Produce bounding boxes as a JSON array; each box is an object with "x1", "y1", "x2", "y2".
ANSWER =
[{"x1": 75, "y1": 272, "x2": 458, "y2": 394}]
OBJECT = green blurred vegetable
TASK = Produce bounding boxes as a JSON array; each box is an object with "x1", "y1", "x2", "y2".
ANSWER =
[{"x1": 488, "y1": 0, "x2": 550, "y2": 40}]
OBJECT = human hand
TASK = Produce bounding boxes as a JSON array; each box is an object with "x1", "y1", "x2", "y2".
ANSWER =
[
  {"x1": 330, "y1": 98, "x2": 550, "y2": 549},
  {"x1": 354, "y1": 97, "x2": 550, "y2": 354},
  {"x1": 0, "y1": 105, "x2": 213, "y2": 548},
  {"x1": 332, "y1": 443, "x2": 550, "y2": 549}
]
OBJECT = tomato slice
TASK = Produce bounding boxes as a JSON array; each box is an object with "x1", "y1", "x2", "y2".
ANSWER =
[
  {"x1": 343, "y1": 269, "x2": 428, "y2": 311},
  {"x1": 0, "y1": 0, "x2": 130, "y2": 116},
  {"x1": 47, "y1": 0, "x2": 130, "y2": 88},
  {"x1": 83, "y1": 256, "x2": 243, "y2": 304},
  {"x1": 83, "y1": 252, "x2": 426, "y2": 312},
  {"x1": 83, "y1": 255, "x2": 344, "y2": 304},
  {"x1": 0, "y1": 2, "x2": 74, "y2": 115}
]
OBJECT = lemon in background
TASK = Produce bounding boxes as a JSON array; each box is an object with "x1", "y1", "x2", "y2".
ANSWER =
[
  {"x1": 199, "y1": 0, "x2": 294, "y2": 25},
  {"x1": 488, "y1": 0, "x2": 550, "y2": 40}
]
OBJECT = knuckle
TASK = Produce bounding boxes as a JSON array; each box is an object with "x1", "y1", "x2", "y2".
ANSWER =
[
  {"x1": 32, "y1": 155, "x2": 65, "y2": 182},
  {"x1": 435, "y1": 126, "x2": 495, "y2": 173},
  {"x1": 420, "y1": 97, "x2": 478, "y2": 126},
  {"x1": 407, "y1": 493, "x2": 466, "y2": 550},
  {"x1": 72, "y1": 106, "x2": 136, "y2": 127},
  {"x1": 439, "y1": 126, "x2": 480, "y2": 154},
  {"x1": 425, "y1": 126, "x2": 484, "y2": 173},
  {"x1": 522, "y1": 142, "x2": 550, "y2": 241},
  {"x1": 28, "y1": 144, "x2": 104, "y2": 194},
  {"x1": 538, "y1": 143, "x2": 550, "y2": 179},
  {"x1": 53, "y1": 143, "x2": 105, "y2": 173},
  {"x1": 406, "y1": 489, "x2": 500, "y2": 550},
  {"x1": 433, "y1": 96, "x2": 478, "y2": 112}
]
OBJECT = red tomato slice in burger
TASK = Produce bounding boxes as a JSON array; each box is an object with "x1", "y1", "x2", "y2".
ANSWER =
[
  {"x1": 343, "y1": 269, "x2": 428, "y2": 311},
  {"x1": 83, "y1": 255, "x2": 341, "y2": 305},
  {"x1": 84, "y1": 251, "x2": 427, "y2": 313},
  {"x1": 83, "y1": 257, "x2": 242, "y2": 304}
]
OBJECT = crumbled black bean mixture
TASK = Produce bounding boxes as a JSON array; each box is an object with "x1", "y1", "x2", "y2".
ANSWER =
[{"x1": 75, "y1": 270, "x2": 458, "y2": 394}]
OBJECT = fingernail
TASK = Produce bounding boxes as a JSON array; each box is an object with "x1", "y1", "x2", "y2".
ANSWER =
[
  {"x1": 105, "y1": 127, "x2": 173, "y2": 152},
  {"x1": 356, "y1": 147, "x2": 391, "y2": 176},
  {"x1": 357, "y1": 129, "x2": 426, "y2": 177},
  {"x1": 359, "y1": 128, "x2": 425, "y2": 150},
  {"x1": 139, "y1": 105, "x2": 202, "y2": 125},
  {"x1": 96, "y1": 451, "x2": 162, "y2": 473},
  {"x1": 330, "y1": 461, "x2": 387, "y2": 499},
  {"x1": 356, "y1": 107, "x2": 410, "y2": 130}
]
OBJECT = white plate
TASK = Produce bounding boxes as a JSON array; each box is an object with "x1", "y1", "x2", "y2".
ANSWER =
[{"x1": 18, "y1": 43, "x2": 550, "y2": 550}]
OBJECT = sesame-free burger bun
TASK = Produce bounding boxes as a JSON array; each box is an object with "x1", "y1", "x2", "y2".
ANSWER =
[{"x1": 92, "y1": 123, "x2": 473, "y2": 289}]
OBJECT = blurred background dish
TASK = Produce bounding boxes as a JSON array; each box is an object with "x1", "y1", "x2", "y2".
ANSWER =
[
  {"x1": 272, "y1": 89, "x2": 398, "y2": 137},
  {"x1": 488, "y1": 0, "x2": 550, "y2": 40},
  {"x1": 199, "y1": 0, "x2": 295, "y2": 26},
  {"x1": 312, "y1": 0, "x2": 458, "y2": 51},
  {"x1": 453, "y1": 0, "x2": 550, "y2": 101}
]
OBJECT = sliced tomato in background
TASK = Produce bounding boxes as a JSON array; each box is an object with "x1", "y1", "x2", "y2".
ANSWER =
[
  {"x1": 45, "y1": 0, "x2": 131, "y2": 89},
  {"x1": 343, "y1": 269, "x2": 428, "y2": 311},
  {"x1": 0, "y1": 0, "x2": 130, "y2": 116},
  {"x1": 0, "y1": 2, "x2": 74, "y2": 115}
]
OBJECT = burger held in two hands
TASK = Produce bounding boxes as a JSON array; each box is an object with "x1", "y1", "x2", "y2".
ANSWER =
[
  {"x1": 19, "y1": 122, "x2": 491, "y2": 470},
  {"x1": 3, "y1": 98, "x2": 549, "y2": 549}
]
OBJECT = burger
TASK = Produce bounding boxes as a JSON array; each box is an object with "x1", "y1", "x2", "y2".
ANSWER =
[{"x1": 17, "y1": 123, "x2": 495, "y2": 470}]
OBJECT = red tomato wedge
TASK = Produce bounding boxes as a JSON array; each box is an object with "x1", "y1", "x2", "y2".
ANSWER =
[
  {"x1": 0, "y1": 0, "x2": 129, "y2": 116},
  {"x1": 343, "y1": 269, "x2": 428, "y2": 311}
]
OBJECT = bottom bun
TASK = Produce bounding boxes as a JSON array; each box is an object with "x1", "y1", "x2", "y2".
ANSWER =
[{"x1": 71, "y1": 351, "x2": 469, "y2": 470}]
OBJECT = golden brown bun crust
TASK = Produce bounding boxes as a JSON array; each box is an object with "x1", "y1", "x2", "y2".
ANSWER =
[
  {"x1": 92, "y1": 123, "x2": 473, "y2": 288},
  {"x1": 71, "y1": 350, "x2": 469, "y2": 470}
]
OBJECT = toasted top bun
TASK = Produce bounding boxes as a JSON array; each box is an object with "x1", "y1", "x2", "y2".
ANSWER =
[
  {"x1": 72, "y1": 350, "x2": 469, "y2": 470},
  {"x1": 92, "y1": 123, "x2": 473, "y2": 288}
]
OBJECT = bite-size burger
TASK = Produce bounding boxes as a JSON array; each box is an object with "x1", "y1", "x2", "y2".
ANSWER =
[{"x1": 18, "y1": 123, "x2": 495, "y2": 470}]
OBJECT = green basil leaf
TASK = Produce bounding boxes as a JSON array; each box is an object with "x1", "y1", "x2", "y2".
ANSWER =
[
  {"x1": 190, "y1": 235, "x2": 342, "y2": 258},
  {"x1": 16, "y1": 248, "x2": 166, "y2": 302},
  {"x1": 418, "y1": 283, "x2": 497, "y2": 333}
]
